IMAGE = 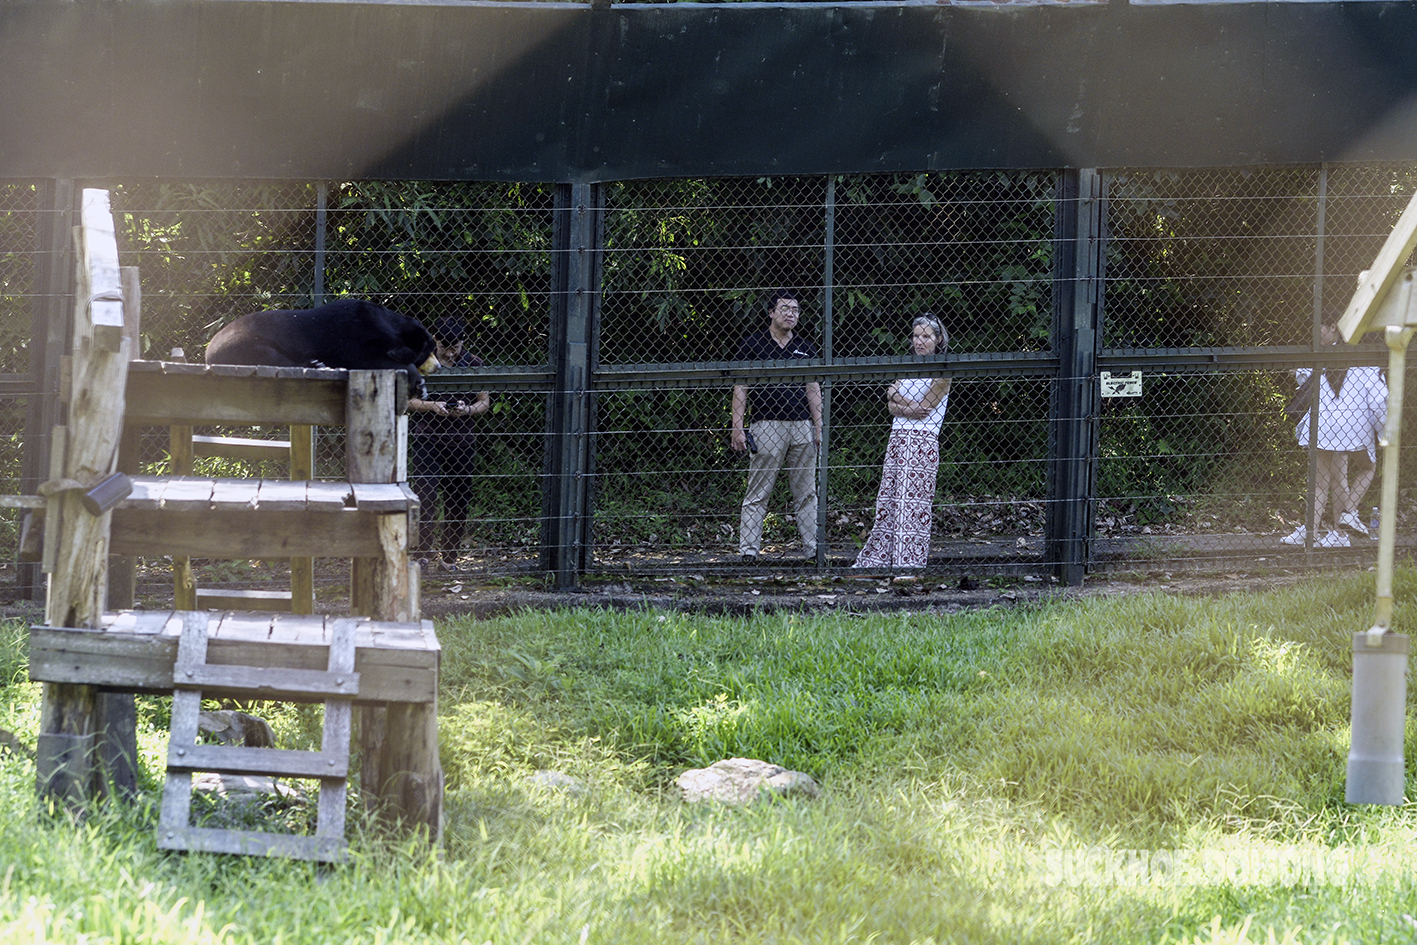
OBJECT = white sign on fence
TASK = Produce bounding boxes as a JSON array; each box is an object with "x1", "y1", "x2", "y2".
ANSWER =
[{"x1": 1100, "y1": 371, "x2": 1142, "y2": 398}]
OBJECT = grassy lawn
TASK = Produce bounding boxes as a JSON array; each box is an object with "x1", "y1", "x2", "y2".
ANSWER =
[{"x1": 3, "y1": 571, "x2": 1417, "y2": 943}]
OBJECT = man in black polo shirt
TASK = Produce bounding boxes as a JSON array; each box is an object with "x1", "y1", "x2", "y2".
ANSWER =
[{"x1": 729, "y1": 290, "x2": 823, "y2": 563}]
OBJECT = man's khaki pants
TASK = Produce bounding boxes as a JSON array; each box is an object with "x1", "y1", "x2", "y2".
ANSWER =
[{"x1": 739, "y1": 418, "x2": 817, "y2": 557}]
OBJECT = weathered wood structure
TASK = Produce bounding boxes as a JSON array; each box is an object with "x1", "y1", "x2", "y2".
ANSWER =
[{"x1": 26, "y1": 191, "x2": 442, "y2": 859}]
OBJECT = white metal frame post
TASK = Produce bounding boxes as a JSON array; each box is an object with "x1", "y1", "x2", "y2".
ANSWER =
[{"x1": 1336, "y1": 191, "x2": 1417, "y2": 805}]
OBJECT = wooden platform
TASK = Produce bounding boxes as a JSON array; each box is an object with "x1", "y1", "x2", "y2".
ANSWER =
[
  {"x1": 125, "y1": 360, "x2": 360, "y2": 427},
  {"x1": 29, "y1": 611, "x2": 439, "y2": 705},
  {"x1": 109, "y1": 475, "x2": 417, "y2": 559}
]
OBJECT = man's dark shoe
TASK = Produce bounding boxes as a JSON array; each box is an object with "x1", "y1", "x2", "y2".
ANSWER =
[{"x1": 739, "y1": 554, "x2": 758, "y2": 564}]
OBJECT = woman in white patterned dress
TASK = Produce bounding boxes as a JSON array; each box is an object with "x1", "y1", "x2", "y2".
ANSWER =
[
  {"x1": 1282, "y1": 324, "x2": 1387, "y2": 548},
  {"x1": 853, "y1": 315, "x2": 951, "y2": 569}
]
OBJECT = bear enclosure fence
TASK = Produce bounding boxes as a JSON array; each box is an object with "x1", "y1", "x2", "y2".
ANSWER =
[{"x1": 2, "y1": 164, "x2": 1415, "y2": 601}]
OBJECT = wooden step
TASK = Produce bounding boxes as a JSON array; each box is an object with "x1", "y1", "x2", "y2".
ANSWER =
[
  {"x1": 194, "y1": 588, "x2": 293, "y2": 612},
  {"x1": 157, "y1": 612, "x2": 359, "y2": 863},
  {"x1": 109, "y1": 476, "x2": 416, "y2": 560},
  {"x1": 29, "y1": 611, "x2": 439, "y2": 705}
]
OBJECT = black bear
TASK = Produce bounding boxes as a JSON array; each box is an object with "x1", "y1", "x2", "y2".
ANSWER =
[{"x1": 203, "y1": 298, "x2": 440, "y2": 396}]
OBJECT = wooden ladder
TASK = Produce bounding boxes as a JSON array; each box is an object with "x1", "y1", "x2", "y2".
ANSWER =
[{"x1": 157, "y1": 613, "x2": 360, "y2": 862}]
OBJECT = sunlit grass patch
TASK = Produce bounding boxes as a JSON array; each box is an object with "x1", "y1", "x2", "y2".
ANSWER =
[{"x1": 4, "y1": 574, "x2": 1417, "y2": 942}]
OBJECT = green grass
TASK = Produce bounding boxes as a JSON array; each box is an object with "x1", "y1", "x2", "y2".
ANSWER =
[{"x1": 5, "y1": 572, "x2": 1417, "y2": 942}]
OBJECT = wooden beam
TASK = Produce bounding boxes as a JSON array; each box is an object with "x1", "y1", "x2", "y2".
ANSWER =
[
  {"x1": 192, "y1": 435, "x2": 293, "y2": 464},
  {"x1": 27, "y1": 621, "x2": 438, "y2": 704},
  {"x1": 1340, "y1": 190, "x2": 1417, "y2": 342},
  {"x1": 110, "y1": 508, "x2": 389, "y2": 558},
  {"x1": 126, "y1": 367, "x2": 347, "y2": 427}
]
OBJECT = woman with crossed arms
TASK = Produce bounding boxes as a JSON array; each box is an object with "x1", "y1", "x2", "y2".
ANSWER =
[{"x1": 854, "y1": 314, "x2": 951, "y2": 569}]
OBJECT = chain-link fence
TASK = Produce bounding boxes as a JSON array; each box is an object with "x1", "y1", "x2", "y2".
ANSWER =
[
  {"x1": 0, "y1": 181, "x2": 43, "y2": 599},
  {"x1": 1, "y1": 166, "x2": 1415, "y2": 605},
  {"x1": 1099, "y1": 165, "x2": 1417, "y2": 573}
]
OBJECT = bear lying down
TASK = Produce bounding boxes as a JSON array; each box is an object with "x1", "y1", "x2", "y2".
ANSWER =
[{"x1": 204, "y1": 298, "x2": 440, "y2": 396}]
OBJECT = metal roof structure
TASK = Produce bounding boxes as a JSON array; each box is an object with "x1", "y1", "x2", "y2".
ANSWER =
[{"x1": 4, "y1": 0, "x2": 1417, "y2": 181}]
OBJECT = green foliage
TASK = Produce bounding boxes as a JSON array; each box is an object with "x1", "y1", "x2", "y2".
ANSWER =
[
  {"x1": 111, "y1": 181, "x2": 324, "y2": 359},
  {"x1": 327, "y1": 180, "x2": 555, "y2": 365},
  {"x1": 0, "y1": 619, "x2": 26, "y2": 688}
]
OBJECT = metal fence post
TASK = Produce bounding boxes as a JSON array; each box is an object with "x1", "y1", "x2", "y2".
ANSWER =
[
  {"x1": 20, "y1": 179, "x2": 76, "y2": 600},
  {"x1": 313, "y1": 181, "x2": 328, "y2": 306},
  {"x1": 814, "y1": 175, "x2": 835, "y2": 567},
  {"x1": 1046, "y1": 168, "x2": 1104, "y2": 585},
  {"x1": 1301, "y1": 165, "x2": 1328, "y2": 548},
  {"x1": 543, "y1": 182, "x2": 602, "y2": 587}
]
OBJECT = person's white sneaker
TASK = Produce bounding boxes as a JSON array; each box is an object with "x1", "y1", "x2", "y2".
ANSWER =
[
  {"x1": 1339, "y1": 511, "x2": 1369, "y2": 536},
  {"x1": 1280, "y1": 525, "x2": 1308, "y2": 545},
  {"x1": 1317, "y1": 530, "x2": 1350, "y2": 548}
]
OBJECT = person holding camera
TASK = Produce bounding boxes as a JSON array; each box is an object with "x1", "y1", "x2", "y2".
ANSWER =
[{"x1": 406, "y1": 317, "x2": 491, "y2": 569}]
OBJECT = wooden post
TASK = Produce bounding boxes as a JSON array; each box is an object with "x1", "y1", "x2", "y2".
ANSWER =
[
  {"x1": 347, "y1": 369, "x2": 404, "y2": 617},
  {"x1": 345, "y1": 369, "x2": 440, "y2": 838},
  {"x1": 359, "y1": 702, "x2": 442, "y2": 838},
  {"x1": 99, "y1": 265, "x2": 143, "y2": 799},
  {"x1": 289, "y1": 423, "x2": 315, "y2": 615},
  {"x1": 37, "y1": 189, "x2": 135, "y2": 807},
  {"x1": 168, "y1": 417, "x2": 196, "y2": 610}
]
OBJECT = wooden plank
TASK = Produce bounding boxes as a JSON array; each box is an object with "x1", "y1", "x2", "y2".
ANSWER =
[
  {"x1": 305, "y1": 481, "x2": 352, "y2": 512},
  {"x1": 28, "y1": 627, "x2": 175, "y2": 688},
  {"x1": 158, "y1": 771, "x2": 194, "y2": 837},
  {"x1": 289, "y1": 423, "x2": 316, "y2": 615},
  {"x1": 253, "y1": 480, "x2": 309, "y2": 512},
  {"x1": 157, "y1": 477, "x2": 214, "y2": 512},
  {"x1": 196, "y1": 363, "x2": 259, "y2": 377},
  {"x1": 195, "y1": 589, "x2": 293, "y2": 612},
  {"x1": 168, "y1": 743, "x2": 349, "y2": 779},
  {"x1": 28, "y1": 621, "x2": 437, "y2": 703},
  {"x1": 290, "y1": 559, "x2": 315, "y2": 616},
  {"x1": 208, "y1": 478, "x2": 260, "y2": 512},
  {"x1": 110, "y1": 508, "x2": 384, "y2": 558},
  {"x1": 328, "y1": 618, "x2": 357, "y2": 674},
  {"x1": 192, "y1": 435, "x2": 292, "y2": 464},
  {"x1": 122, "y1": 476, "x2": 162, "y2": 510},
  {"x1": 173, "y1": 612, "x2": 210, "y2": 692},
  {"x1": 317, "y1": 619, "x2": 357, "y2": 845},
  {"x1": 1340, "y1": 190, "x2": 1417, "y2": 341},
  {"x1": 125, "y1": 371, "x2": 347, "y2": 427},
  {"x1": 157, "y1": 826, "x2": 344, "y2": 863},
  {"x1": 289, "y1": 425, "x2": 315, "y2": 478},
  {"x1": 210, "y1": 612, "x2": 276, "y2": 643},
  {"x1": 175, "y1": 664, "x2": 359, "y2": 699},
  {"x1": 349, "y1": 483, "x2": 412, "y2": 513},
  {"x1": 101, "y1": 610, "x2": 173, "y2": 634},
  {"x1": 367, "y1": 620, "x2": 441, "y2": 651},
  {"x1": 316, "y1": 777, "x2": 348, "y2": 849},
  {"x1": 271, "y1": 613, "x2": 332, "y2": 647}
]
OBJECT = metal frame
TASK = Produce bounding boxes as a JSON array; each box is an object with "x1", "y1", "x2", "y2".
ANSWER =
[{"x1": 10, "y1": 167, "x2": 1403, "y2": 594}]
